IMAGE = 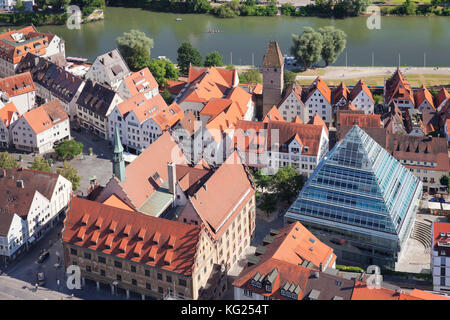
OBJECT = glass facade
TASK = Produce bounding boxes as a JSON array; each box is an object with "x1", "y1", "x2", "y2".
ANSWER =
[{"x1": 285, "y1": 126, "x2": 422, "y2": 268}]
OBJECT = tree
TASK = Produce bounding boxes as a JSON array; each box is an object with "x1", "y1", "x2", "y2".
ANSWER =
[
  {"x1": 54, "y1": 139, "x2": 84, "y2": 160},
  {"x1": 270, "y1": 166, "x2": 306, "y2": 203},
  {"x1": 440, "y1": 175, "x2": 449, "y2": 192},
  {"x1": 284, "y1": 70, "x2": 297, "y2": 88},
  {"x1": 186, "y1": 0, "x2": 211, "y2": 13},
  {"x1": 373, "y1": 94, "x2": 383, "y2": 105},
  {"x1": 318, "y1": 26, "x2": 347, "y2": 66},
  {"x1": 161, "y1": 88, "x2": 172, "y2": 104},
  {"x1": 257, "y1": 192, "x2": 278, "y2": 216},
  {"x1": 16, "y1": 0, "x2": 25, "y2": 12},
  {"x1": 204, "y1": 51, "x2": 224, "y2": 67},
  {"x1": 291, "y1": 27, "x2": 323, "y2": 70},
  {"x1": 117, "y1": 30, "x2": 154, "y2": 71},
  {"x1": 251, "y1": 169, "x2": 272, "y2": 192},
  {"x1": 57, "y1": 161, "x2": 81, "y2": 191},
  {"x1": 239, "y1": 69, "x2": 262, "y2": 84},
  {"x1": 30, "y1": 157, "x2": 51, "y2": 172},
  {"x1": 0, "y1": 152, "x2": 18, "y2": 168},
  {"x1": 177, "y1": 42, "x2": 203, "y2": 75},
  {"x1": 147, "y1": 58, "x2": 179, "y2": 87},
  {"x1": 401, "y1": 0, "x2": 417, "y2": 15}
]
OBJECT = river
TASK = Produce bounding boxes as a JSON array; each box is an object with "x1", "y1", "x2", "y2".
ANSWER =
[{"x1": 24, "y1": 7, "x2": 450, "y2": 66}]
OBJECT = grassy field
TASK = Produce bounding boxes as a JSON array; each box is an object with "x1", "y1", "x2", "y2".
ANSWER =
[{"x1": 297, "y1": 74, "x2": 450, "y2": 88}]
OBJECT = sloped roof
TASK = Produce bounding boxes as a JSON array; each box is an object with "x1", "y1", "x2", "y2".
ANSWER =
[
  {"x1": 435, "y1": 87, "x2": 449, "y2": 109},
  {"x1": 0, "y1": 72, "x2": 35, "y2": 98},
  {"x1": 186, "y1": 151, "x2": 254, "y2": 235},
  {"x1": 349, "y1": 80, "x2": 374, "y2": 103},
  {"x1": 263, "y1": 106, "x2": 284, "y2": 122},
  {"x1": 385, "y1": 69, "x2": 414, "y2": 104},
  {"x1": 103, "y1": 194, "x2": 135, "y2": 212},
  {"x1": 117, "y1": 132, "x2": 188, "y2": 209},
  {"x1": 262, "y1": 41, "x2": 284, "y2": 68},
  {"x1": 76, "y1": 79, "x2": 117, "y2": 118},
  {"x1": 308, "y1": 113, "x2": 328, "y2": 136},
  {"x1": 415, "y1": 85, "x2": 434, "y2": 109},
  {"x1": 63, "y1": 198, "x2": 201, "y2": 276},
  {"x1": 338, "y1": 112, "x2": 381, "y2": 128},
  {"x1": 0, "y1": 168, "x2": 61, "y2": 218},
  {"x1": 122, "y1": 67, "x2": 158, "y2": 97},
  {"x1": 0, "y1": 101, "x2": 19, "y2": 128},
  {"x1": 332, "y1": 82, "x2": 350, "y2": 105},
  {"x1": 306, "y1": 77, "x2": 331, "y2": 104}
]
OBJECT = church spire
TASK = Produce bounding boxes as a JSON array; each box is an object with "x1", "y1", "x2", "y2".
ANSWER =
[{"x1": 113, "y1": 126, "x2": 125, "y2": 182}]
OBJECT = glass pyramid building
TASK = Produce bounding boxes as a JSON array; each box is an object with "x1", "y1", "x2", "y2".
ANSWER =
[{"x1": 285, "y1": 125, "x2": 422, "y2": 268}]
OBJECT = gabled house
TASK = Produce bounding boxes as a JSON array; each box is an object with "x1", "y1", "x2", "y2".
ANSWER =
[
  {"x1": 16, "y1": 53, "x2": 85, "y2": 120},
  {"x1": 107, "y1": 93, "x2": 183, "y2": 154},
  {"x1": 0, "y1": 26, "x2": 65, "y2": 77},
  {"x1": 332, "y1": 82, "x2": 350, "y2": 108},
  {"x1": 415, "y1": 85, "x2": 435, "y2": 112},
  {"x1": 171, "y1": 111, "x2": 203, "y2": 164},
  {"x1": 10, "y1": 99, "x2": 70, "y2": 153},
  {"x1": 85, "y1": 49, "x2": 131, "y2": 91},
  {"x1": 304, "y1": 77, "x2": 332, "y2": 127},
  {"x1": 435, "y1": 88, "x2": 449, "y2": 112},
  {"x1": 0, "y1": 72, "x2": 36, "y2": 114},
  {"x1": 263, "y1": 105, "x2": 284, "y2": 122},
  {"x1": 116, "y1": 67, "x2": 159, "y2": 101},
  {"x1": 277, "y1": 82, "x2": 305, "y2": 123},
  {"x1": 0, "y1": 167, "x2": 72, "y2": 262},
  {"x1": 75, "y1": 79, "x2": 122, "y2": 138},
  {"x1": 349, "y1": 80, "x2": 374, "y2": 114},
  {"x1": 384, "y1": 69, "x2": 415, "y2": 108},
  {"x1": 0, "y1": 101, "x2": 19, "y2": 148}
]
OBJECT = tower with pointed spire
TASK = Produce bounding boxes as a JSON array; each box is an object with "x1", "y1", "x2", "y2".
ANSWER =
[{"x1": 112, "y1": 126, "x2": 125, "y2": 182}]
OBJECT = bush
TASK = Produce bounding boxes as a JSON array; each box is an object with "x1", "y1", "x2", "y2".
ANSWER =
[
  {"x1": 54, "y1": 139, "x2": 84, "y2": 160},
  {"x1": 281, "y1": 3, "x2": 296, "y2": 15}
]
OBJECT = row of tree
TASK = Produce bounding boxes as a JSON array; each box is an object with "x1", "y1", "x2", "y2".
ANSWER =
[{"x1": 290, "y1": 26, "x2": 347, "y2": 70}]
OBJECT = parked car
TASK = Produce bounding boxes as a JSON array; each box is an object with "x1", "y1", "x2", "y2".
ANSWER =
[
  {"x1": 37, "y1": 272, "x2": 45, "y2": 286},
  {"x1": 37, "y1": 250, "x2": 50, "y2": 264}
]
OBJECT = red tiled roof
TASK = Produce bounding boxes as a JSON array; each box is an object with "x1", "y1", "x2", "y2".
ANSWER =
[
  {"x1": 63, "y1": 198, "x2": 201, "y2": 276},
  {"x1": 308, "y1": 113, "x2": 329, "y2": 136},
  {"x1": 385, "y1": 69, "x2": 414, "y2": 105},
  {"x1": 0, "y1": 72, "x2": 35, "y2": 98},
  {"x1": 263, "y1": 106, "x2": 284, "y2": 122},
  {"x1": 435, "y1": 88, "x2": 449, "y2": 110},
  {"x1": 333, "y1": 82, "x2": 350, "y2": 105},
  {"x1": 339, "y1": 112, "x2": 381, "y2": 128},
  {"x1": 0, "y1": 101, "x2": 19, "y2": 128},
  {"x1": 349, "y1": 80, "x2": 374, "y2": 103},
  {"x1": 415, "y1": 85, "x2": 434, "y2": 109},
  {"x1": 22, "y1": 99, "x2": 68, "y2": 134},
  {"x1": 103, "y1": 194, "x2": 135, "y2": 212},
  {"x1": 122, "y1": 67, "x2": 158, "y2": 97},
  {"x1": 186, "y1": 151, "x2": 254, "y2": 236},
  {"x1": 116, "y1": 132, "x2": 188, "y2": 209},
  {"x1": 167, "y1": 80, "x2": 186, "y2": 96},
  {"x1": 306, "y1": 77, "x2": 331, "y2": 104}
]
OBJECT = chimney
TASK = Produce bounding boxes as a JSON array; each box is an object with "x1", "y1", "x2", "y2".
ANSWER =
[
  {"x1": 17, "y1": 180, "x2": 24, "y2": 188},
  {"x1": 168, "y1": 162, "x2": 176, "y2": 195}
]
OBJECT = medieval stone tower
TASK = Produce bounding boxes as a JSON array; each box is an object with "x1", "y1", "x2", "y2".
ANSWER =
[{"x1": 262, "y1": 41, "x2": 284, "y2": 119}]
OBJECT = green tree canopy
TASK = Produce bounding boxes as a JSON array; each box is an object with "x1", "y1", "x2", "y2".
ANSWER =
[
  {"x1": 0, "y1": 152, "x2": 18, "y2": 168},
  {"x1": 117, "y1": 29, "x2": 154, "y2": 71},
  {"x1": 57, "y1": 161, "x2": 81, "y2": 191},
  {"x1": 177, "y1": 41, "x2": 203, "y2": 75},
  {"x1": 30, "y1": 157, "x2": 51, "y2": 172},
  {"x1": 186, "y1": 0, "x2": 212, "y2": 13},
  {"x1": 270, "y1": 166, "x2": 306, "y2": 203},
  {"x1": 204, "y1": 51, "x2": 224, "y2": 67},
  {"x1": 147, "y1": 58, "x2": 179, "y2": 87},
  {"x1": 257, "y1": 192, "x2": 278, "y2": 215},
  {"x1": 239, "y1": 69, "x2": 262, "y2": 84},
  {"x1": 54, "y1": 139, "x2": 84, "y2": 160},
  {"x1": 291, "y1": 27, "x2": 323, "y2": 69},
  {"x1": 318, "y1": 26, "x2": 347, "y2": 66},
  {"x1": 284, "y1": 70, "x2": 297, "y2": 89}
]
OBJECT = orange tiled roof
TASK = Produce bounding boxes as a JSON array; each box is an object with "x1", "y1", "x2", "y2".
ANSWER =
[
  {"x1": 415, "y1": 85, "x2": 435, "y2": 109},
  {"x1": 122, "y1": 67, "x2": 158, "y2": 97},
  {"x1": 0, "y1": 72, "x2": 35, "y2": 98},
  {"x1": 308, "y1": 113, "x2": 329, "y2": 136},
  {"x1": 116, "y1": 132, "x2": 188, "y2": 209},
  {"x1": 22, "y1": 99, "x2": 67, "y2": 134},
  {"x1": 349, "y1": 80, "x2": 374, "y2": 103},
  {"x1": 409, "y1": 289, "x2": 450, "y2": 300},
  {"x1": 333, "y1": 82, "x2": 350, "y2": 105},
  {"x1": 0, "y1": 101, "x2": 18, "y2": 128},
  {"x1": 435, "y1": 88, "x2": 449, "y2": 110},
  {"x1": 167, "y1": 80, "x2": 186, "y2": 96},
  {"x1": 103, "y1": 194, "x2": 136, "y2": 212},
  {"x1": 263, "y1": 105, "x2": 284, "y2": 122},
  {"x1": 63, "y1": 198, "x2": 201, "y2": 276},
  {"x1": 385, "y1": 69, "x2": 414, "y2": 105},
  {"x1": 306, "y1": 77, "x2": 331, "y2": 104},
  {"x1": 0, "y1": 26, "x2": 50, "y2": 64},
  {"x1": 187, "y1": 151, "x2": 254, "y2": 236},
  {"x1": 292, "y1": 115, "x2": 303, "y2": 124},
  {"x1": 339, "y1": 112, "x2": 381, "y2": 128}
]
